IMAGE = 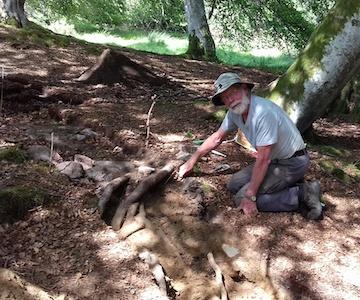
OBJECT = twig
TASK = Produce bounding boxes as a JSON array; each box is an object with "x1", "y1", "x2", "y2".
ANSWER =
[
  {"x1": 145, "y1": 97, "x2": 156, "y2": 148},
  {"x1": 207, "y1": 252, "x2": 228, "y2": 300},
  {"x1": 0, "y1": 66, "x2": 4, "y2": 114},
  {"x1": 211, "y1": 150, "x2": 227, "y2": 158},
  {"x1": 49, "y1": 132, "x2": 54, "y2": 165}
]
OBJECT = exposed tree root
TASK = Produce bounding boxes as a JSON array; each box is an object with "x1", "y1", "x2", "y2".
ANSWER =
[
  {"x1": 207, "y1": 252, "x2": 229, "y2": 300},
  {"x1": 111, "y1": 163, "x2": 175, "y2": 231}
]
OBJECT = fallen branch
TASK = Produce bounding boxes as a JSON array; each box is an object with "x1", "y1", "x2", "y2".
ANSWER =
[
  {"x1": 111, "y1": 162, "x2": 175, "y2": 231},
  {"x1": 207, "y1": 252, "x2": 228, "y2": 300},
  {"x1": 145, "y1": 97, "x2": 156, "y2": 148}
]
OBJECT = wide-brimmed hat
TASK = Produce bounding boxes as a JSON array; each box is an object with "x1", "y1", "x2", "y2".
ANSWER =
[{"x1": 211, "y1": 72, "x2": 255, "y2": 106}]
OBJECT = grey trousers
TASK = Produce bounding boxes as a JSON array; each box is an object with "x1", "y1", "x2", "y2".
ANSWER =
[{"x1": 228, "y1": 153, "x2": 310, "y2": 212}]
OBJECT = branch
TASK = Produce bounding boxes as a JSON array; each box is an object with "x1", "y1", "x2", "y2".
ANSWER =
[
  {"x1": 145, "y1": 97, "x2": 156, "y2": 148},
  {"x1": 208, "y1": 0, "x2": 217, "y2": 20}
]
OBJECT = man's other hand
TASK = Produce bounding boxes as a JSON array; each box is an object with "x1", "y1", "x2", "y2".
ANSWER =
[{"x1": 239, "y1": 198, "x2": 258, "y2": 216}]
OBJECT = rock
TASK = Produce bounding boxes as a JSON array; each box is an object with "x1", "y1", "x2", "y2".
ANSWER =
[
  {"x1": 80, "y1": 128, "x2": 98, "y2": 138},
  {"x1": 222, "y1": 244, "x2": 240, "y2": 258},
  {"x1": 176, "y1": 150, "x2": 191, "y2": 161},
  {"x1": 85, "y1": 160, "x2": 132, "y2": 182},
  {"x1": 138, "y1": 165, "x2": 156, "y2": 175},
  {"x1": 27, "y1": 145, "x2": 62, "y2": 163},
  {"x1": 75, "y1": 134, "x2": 86, "y2": 141},
  {"x1": 56, "y1": 161, "x2": 84, "y2": 179},
  {"x1": 215, "y1": 163, "x2": 231, "y2": 172},
  {"x1": 74, "y1": 154, "x2": 94, "y2": 170}
]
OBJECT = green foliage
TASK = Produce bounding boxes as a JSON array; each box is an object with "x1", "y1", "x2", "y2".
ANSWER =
[
  {"x1": 0, "y1": 186, "x2": 51, "y2": 223},
  {"x1": 27, "y1": 0, "x2": 126, "y2": 28},
  {"x1": 125, "y1": 0, "x2": 186, "y2": 32},
  {"x1": 209, "y1": 0, "x2": 335, "y2": 53},
  {"x1": 0, "y1": 147, "x2": 27, "y2": 164}
]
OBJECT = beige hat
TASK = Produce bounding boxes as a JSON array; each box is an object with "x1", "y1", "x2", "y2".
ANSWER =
[{"x1": 211, "y1": 72, "x2": 255, "y2": 106}]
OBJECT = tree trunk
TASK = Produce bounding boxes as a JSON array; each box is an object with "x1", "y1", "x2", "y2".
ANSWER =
[
  {"x1": 267, "y1": 0, "x2": 360, "y2": 133},
  {"x1": 0, "y1": 0, "x2": 28, "y2": 27},
  {"x1": 184, "y1": 0, "x2": 216, "y2": 61}
]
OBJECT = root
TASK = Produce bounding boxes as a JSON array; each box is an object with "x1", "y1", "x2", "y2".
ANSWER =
[{"x1": 207, "y1": 252, "x2": 229, "y2": 300}]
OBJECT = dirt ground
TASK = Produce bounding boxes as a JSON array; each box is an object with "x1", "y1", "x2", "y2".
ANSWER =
[{"x1": 0, "y1": 25, "x2": 359, "y2": 300}]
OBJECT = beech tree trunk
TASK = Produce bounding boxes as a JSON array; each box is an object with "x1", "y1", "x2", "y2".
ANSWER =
[
  {"x1": 184, "y1": 0, "x2": 216, "y2": 61},
  {"x1": 0, "y1": 0, "x2": 28, "y2": 27},
  {"x1": 267, "y1": 0, "x2": 360, "y2": 133}
]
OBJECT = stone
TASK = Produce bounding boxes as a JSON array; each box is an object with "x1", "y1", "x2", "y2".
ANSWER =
[
  {"x1": 138, "y1": 165, "x2": 156, "y2": 175},
  {"x1": 74, "y1": 154, "x2": 94, "y2": 170},
  {"x1": 215, "y1": 164, "x2": 231, "y2": 172},
  {"x1": 80, "y1": 128, "x2": 98, "y2": 138},
  {"x1": 176, "y1": 150, "x2": 191, "y2": 161},
  {"x1": 85, "y1": 160, "x2": 132, "y2": 182},
  {"x1": 222, "y1": 244, "x2": 240, "y2": 258},
  {"x1": 56, "y1": 161, "x2": 84, "y2": 179},
  {"x1": 27, "y1": 145, "x2": 62, "y2": 163}
]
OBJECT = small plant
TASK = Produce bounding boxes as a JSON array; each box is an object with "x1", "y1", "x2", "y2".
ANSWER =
[
  {"x1": 185, "y1": 131, "x2": 194, "y2": 139},
  {"x1": 0, "y1": 147, "x2": 27, "y2": 164}
]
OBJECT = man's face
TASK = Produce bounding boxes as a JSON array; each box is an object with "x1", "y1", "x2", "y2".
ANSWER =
[{"x1": 220, "y1": 85, "x2": 250, "y2": 115}]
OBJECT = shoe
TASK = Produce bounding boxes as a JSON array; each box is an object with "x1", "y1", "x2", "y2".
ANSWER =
[{"x1": 302, "y1": 181, "x2": 323, "y2": 220}]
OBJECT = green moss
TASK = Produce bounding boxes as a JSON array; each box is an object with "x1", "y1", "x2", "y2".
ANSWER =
[
  {"x1": 320, "y1": 159, "x2": 336, "y2": 173},
  {"x1": 318, "y1": 145, "x2": 349, "y2": 157},
  {"x1": 0, "y1": 187, "x2": 52, "y2": 223},
  {"x1": 332, "y1": 168, "x2": 351, "y2": 184},
  {"x1": 0, "y1": 147, "x2": 27, "y2": 164},
  {"x1": 205, "y1": 109, "x2": 227, "y2": 123}
]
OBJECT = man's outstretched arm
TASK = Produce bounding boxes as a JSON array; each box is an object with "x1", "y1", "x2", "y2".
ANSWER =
[{"x1": 178, "y1": 128, "x2": 228, "y2": 178}]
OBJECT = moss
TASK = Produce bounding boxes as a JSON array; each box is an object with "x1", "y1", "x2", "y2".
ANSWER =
[
  {"x1": 205, "y1": 109, "x2": 227, "y2": 123},
  {"x1": 320, "y1": 159, "x2": 336, "y2": 173},
  {"x1": 0, "y1": 147, "x2": 27, "y2": 163},
  {"x1": 267, "y1": 0, "x2": 360, "y2": 114},
  {"x1": 332, "y1": 168, "x2": 352, "y2": 184},
  {"x1": 318, "y1": 145, "x2": 348, "y2": 157},
  {"x1": 0, "y1": 187, "x2": 53, "y2": 223}
]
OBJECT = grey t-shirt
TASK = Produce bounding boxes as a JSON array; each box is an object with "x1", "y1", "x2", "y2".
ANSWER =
[{"x1": 220, "y1": 95, "x2": 305, "y2": 160}]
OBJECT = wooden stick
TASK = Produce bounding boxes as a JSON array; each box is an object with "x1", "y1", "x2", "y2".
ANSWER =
[
  {"x1": 0, "y1": 66, "x2": 4, "y2": 113},
  {"x1": 207, "y1": 252, "x2": 228, "y2": 300},
  {"x1": 145, "y1": 98, "x2": 156, "y2": 148},
  {"x1": 49, "y1": 132, "x2": 54, "y2": 165}
]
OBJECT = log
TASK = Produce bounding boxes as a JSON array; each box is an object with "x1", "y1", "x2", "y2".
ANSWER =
[{"x1": 111, "y1": 163, "x2": 175, "y2": 231}]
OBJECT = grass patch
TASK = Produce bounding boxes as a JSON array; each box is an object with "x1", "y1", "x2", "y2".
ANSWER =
[
  {"x1": 0, "y1": 147, "x2": 27, "y2": 164},
  {"x1": 319, "y1": 159, "x2": 359, "y2": 184},
  {"x1": 0, "y1": 186, "x2": 53, "y2": 223},
  {"x1": 205, "y1": 109, "x2": 227, "y2": 123},
  {"x1": 217, "y1": 48, "x2": 294, "y2": 73},
  {"x1": 317, "y1": 145, "x2": 349, "y2": 157}
]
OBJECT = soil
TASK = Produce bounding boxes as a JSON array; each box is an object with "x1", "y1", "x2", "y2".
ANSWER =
[{"x1": 0, "y1": 25, "x2": 359, "y2": 300}]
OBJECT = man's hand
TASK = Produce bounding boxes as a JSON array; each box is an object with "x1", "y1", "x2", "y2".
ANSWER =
[
  {"x1": 239, "y1": 198, "x2": 258, "y2": 216},
  {"x1": 178, "y1": 161, "x2": 194, "y2": 179}
]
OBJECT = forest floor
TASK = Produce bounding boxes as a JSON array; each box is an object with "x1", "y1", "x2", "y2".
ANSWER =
[{"x1": 0, "y1": 25, "x2": 360, "y2": 300}]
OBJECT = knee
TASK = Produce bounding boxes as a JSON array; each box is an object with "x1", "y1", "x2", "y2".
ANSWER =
[{"x1": 227, "y1": 177, "x2": 242, "y2": 194}]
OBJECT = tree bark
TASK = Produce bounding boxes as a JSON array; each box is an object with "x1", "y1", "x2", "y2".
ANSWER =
[
  {"x1": 184, "y1": 0, "x2": 216, "y2": 61},
  {"x1": 267, "y1": 0, "x2": 360, "y2": 133},
  {"x1": 0, "y1": 0, "x2": 28, "y2": 27}
]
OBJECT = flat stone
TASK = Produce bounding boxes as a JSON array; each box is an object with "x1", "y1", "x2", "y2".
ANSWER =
[
  {"x1": 56, "y1": 161, "x2": 84, "y2": 179},
  {"x1": 74, "y1": 154, "x2": 94, "y2": 170},
  {"x1": 27, "y1": 145, "x2": 62, "y2": 163},
  {"x1": 222, "y1": 244, "x2": 240, "y2": 258}
]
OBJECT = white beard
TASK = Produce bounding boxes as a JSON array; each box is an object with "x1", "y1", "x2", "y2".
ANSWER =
[{"x1": 230, "y1": 95, "x2": 250, "y2": 115}]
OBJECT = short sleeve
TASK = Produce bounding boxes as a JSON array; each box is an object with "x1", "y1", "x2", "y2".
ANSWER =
[
  {"x1": 255, "y1": 111, "x2": 278, "y2": 147},
  {"x1": 220, "y1": 111, "x2": 237, "y2": 132}
]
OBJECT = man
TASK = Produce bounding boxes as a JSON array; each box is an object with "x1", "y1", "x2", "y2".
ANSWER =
[{"x1": 179, "y1": 72, "x2": 323, "y2": 220}]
